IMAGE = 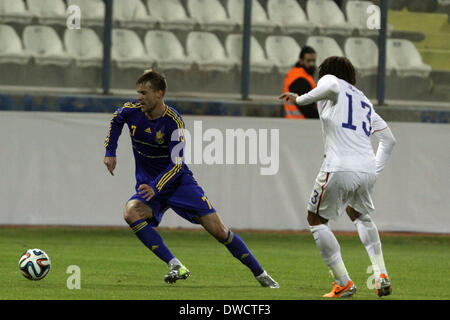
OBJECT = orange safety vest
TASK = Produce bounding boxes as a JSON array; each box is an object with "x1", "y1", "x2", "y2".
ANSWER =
[{"x1": 283, "y1": 67, "x2": 317, "y2": 119}]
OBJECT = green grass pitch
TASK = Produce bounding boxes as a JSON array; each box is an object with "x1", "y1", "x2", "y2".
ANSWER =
[{"x1": 1, "y1": 227, "x2": 449, "y2": 300}]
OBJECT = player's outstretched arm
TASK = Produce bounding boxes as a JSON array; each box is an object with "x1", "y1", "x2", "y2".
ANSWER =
[
  {"x1": 281, "y1": 74, "x2": 340, "y2": 107},
  {"x1": 104, "y1": 156, "x2": 117, "y2": 176}
]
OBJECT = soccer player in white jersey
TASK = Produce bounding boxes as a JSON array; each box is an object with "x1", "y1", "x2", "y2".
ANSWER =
[{"x1": 280, "y1": 56, "x2": 396, "y2": 298}]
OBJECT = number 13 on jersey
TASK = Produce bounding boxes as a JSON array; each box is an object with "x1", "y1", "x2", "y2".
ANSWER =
[{"x1": 342, "y1": 93, "x2": 372, "y2": 137}]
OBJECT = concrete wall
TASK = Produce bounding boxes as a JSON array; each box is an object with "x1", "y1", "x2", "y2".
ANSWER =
[{"x1": 0, "y1": 111, "x2": 448, "y2": 233}]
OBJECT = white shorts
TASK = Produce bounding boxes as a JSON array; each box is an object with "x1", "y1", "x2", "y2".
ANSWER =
[{"x1": 307, "y1": 171, "x2": 376, "y2": 220}]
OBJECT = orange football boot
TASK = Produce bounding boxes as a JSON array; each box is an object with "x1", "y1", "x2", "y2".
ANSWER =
[
  {"x1": 323, "y1": 280, "x2": 357, "y2": 298},
  {"x1": 376, "y1": 273, "x2": 392, "y2": 297}
]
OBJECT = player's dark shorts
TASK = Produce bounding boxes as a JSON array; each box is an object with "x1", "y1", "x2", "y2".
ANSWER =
[{"x1": 128, "y1": 173, "x2": 216, "y2": 227}]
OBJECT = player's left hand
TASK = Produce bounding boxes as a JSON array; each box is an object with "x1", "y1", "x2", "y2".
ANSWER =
[
  {"x1": 138, "y1": 184, "x2": 155, "y2": 201},
  {"x1": 279, "y1": 92, "x2": 299, "y2": 104}
]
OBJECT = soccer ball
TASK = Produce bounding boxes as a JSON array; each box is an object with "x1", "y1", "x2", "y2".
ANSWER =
[{"x1": 18, "y1": 249, "x2": 51, "y2": 280}]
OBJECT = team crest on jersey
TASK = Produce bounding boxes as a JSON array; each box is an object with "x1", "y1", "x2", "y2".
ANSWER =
[
  {"x1": 155, "y1": 131, "x2": 165, "y2": 144},
  {"x1": 145, "y1": 127, "x2": 152, "y2": 134}
]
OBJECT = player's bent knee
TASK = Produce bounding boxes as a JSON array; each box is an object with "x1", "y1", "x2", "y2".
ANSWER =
[
  {"x1": 198, "y1": 213, "x2": 229, "y2": 242},
  {"x1": 207, "y1": 223, "x2": 229, "y2": 242},
  {"x1": 215, "y1": 226, "x2": 229, "y2": 242},
  {"x1": 123, "y1": 200, "x2": 153, "y2": 224}
]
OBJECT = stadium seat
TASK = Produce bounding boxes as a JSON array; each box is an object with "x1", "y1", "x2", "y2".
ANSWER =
[
  {"x1": 144, "y1": 30, "x2": 193, "y2": 70},
  {"x1": 0, "y1": 0, "x2": 33, "y2": 24},
  {"x1": 112, "y1": 29, "x2": 150, "y2": 69},
  {"x1": 147, "y1": 0, "x2": 197, "y2": 30},
  {"x1": 225, "y1": 34, "x2": 273, "y2": 73},
  {"x1": 387, "y1": 39, "x2": 432, "y2": 78},
  {"x1": 67, "y1": 0, "x2": 104, "y2": 27},
  {"x1": 113, "y1": 0, "x2": 158, "y2": 29},
  {"x1": 306, "y1": 36, "x2": 344, "y2": 66},
  {"x1": 307, "y1": 0, "x2": 354, "y2": 35},
  {"x1": 64, "y1": 28, "x2": 103, "y2": 67},
  {"x1": 23, "y1": 25, "x2": 72, "y2": 66},
  {"x1": 26, "y1": 0, "x2": 67, "y2": 25},
  {"x1": 227, "y1": 0, "x2": 277, "y2": 33},
  {"x1": 187, "y1": 0, "x2": 236, "y2": 32},
  {"x1": 344, "y1": 37, "x2": 379, "y2": 76},
  {"x1": 0, "y1": 24, "x2": 31, "y2": 64},
  {"x1": 186, "y1": 31, "x2": 234, "y2": 72},
  {"x1": 265, "y1": 35, "x2": 301, "y2": 74},
  {"x1": 346, "y1": 1, "x2": 394, "y2": 36},
  {"x1": 346, "y1": 1, "x2": 377, "y2": 35},
  {"x1": 266, "y1": 0, "x2": 315, "y2": 34}
]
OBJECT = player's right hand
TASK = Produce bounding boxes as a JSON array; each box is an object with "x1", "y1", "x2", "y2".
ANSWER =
[
  {"x1": 104, "y1": 157, "x2": 117, "y2": 176},
  {"x1": 279, "y1": 92, "x2": 299, "y2": 104}
]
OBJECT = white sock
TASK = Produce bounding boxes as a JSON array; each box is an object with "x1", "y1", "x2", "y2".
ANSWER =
[
  {"x1": 168, "y1": 257, "x2": 182, "y2": 267},
  {"x1": 310, "y1": 224, "x2": 351, "y2": 286},
  {"x1": 255, "y1": 270, "x2": 267, "y2": 278},
  {"x1": 354, "y1": 214, "x2": 387, "y2": 278}
]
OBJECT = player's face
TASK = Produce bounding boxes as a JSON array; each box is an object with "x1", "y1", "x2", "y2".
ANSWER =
[{"x1": 136, "y1": 83, "x2": 163, "y2": 113}]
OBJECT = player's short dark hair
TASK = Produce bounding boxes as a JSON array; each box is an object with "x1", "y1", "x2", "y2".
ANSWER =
[
  {"x1": 136, "y1": 69, "x2": 167, "y2": 95},
  {"x1": 299, "y1": 46, "x2": 316, "y2": 59},
  {"x1": 318, "y1": 56, "x2": 356, "y2": 85}
]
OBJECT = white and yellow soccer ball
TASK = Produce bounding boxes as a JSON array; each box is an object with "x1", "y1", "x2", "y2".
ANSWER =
[{"x1": 18, "y1": 249, "x2": 51, "y2": 280}]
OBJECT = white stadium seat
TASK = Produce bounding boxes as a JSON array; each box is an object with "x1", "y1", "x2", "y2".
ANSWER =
[
  {"x1": 267, "y1": 0, "x2": 315, "y2": 34},
  {"x1": 114, "y1": 0, "x2": 158, "y2": 29},
  {"x1": 0, "y1": 24, "x2": 31, "y2": 64},
  {"x1": 23, "y1": 25, "x2": 72, "y2": 66},
  {"x1": 227, "y1": 0, "x2": 276, "y2": 33},
  {"x1": 346, "y1": 1, "x2": 394, "y2": 36},
  {"x1": 0, "y1": 0, "x2": 33, "y2": 24},
  {"x1": 187, "y1": 0, "x2": 236, "y2": 32},
  {"x1": 225, "y1": 34, "x2": 273, "y2": 73},
  {"x1": 265, "y1": 35, "x2": 301, "y2": 74},
  {"x1": 387, "y1": 39, "x2": 432, "y2": 78},
  {"x1": 306, "y1": 36, "x2": 344, "y2": 66},
  {"x1": 67, "y1": 0, "x2": 104, "y2": 27},
  {"x1": 112, "y1": 29, "x2": 150, "y2": 69},
  {"x1": 186, "y1": 31, "x2": 234, "y2": 72},
  {"x1": 64, "y1": 28, "x2": 103, "y2": 67},
  {"x1": 307, "y1": 0, "x2": 354, "y2": 35},
  {"x1": 346, "y1": 0, "x2": 378, "y2": 35},
  {"x1": 147, "y1": 0, "x2": 196, "y2": 30},
  {"x1": 344, "y1": 37, "x2": 379, "y2": 76},
  {"x1": 144, "y1": 30, "x2": 193, "y2": 70},
  {"x1": 26, "y1": 0, "x2": 67, "y2": 25}
]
